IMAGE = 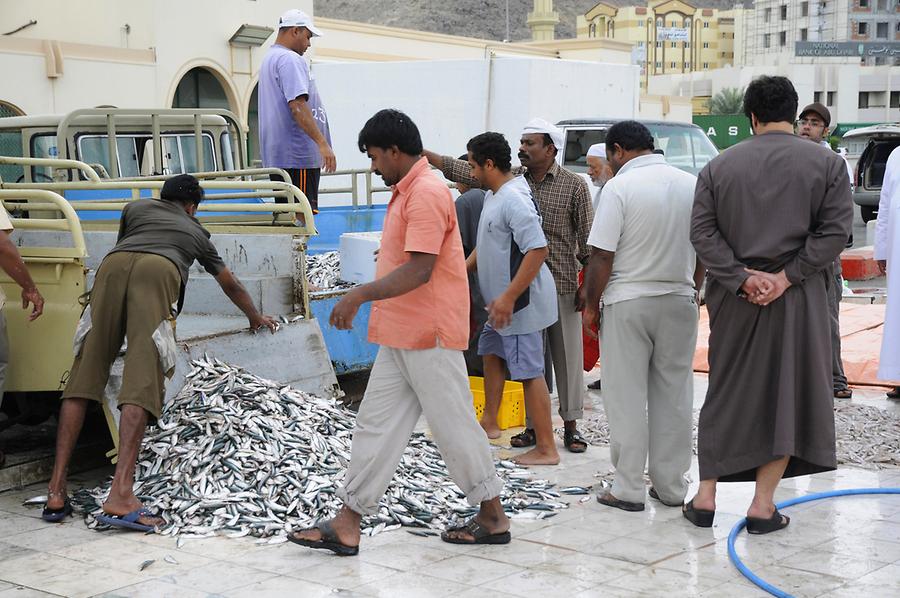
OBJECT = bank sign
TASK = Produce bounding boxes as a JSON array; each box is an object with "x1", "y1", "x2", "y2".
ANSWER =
[
  {"x1": 693, "y1": 115, "x2": 752, "y2": 150},
  {"x1": 795, "y1": 41, "x2": 900, "y2": 57}
]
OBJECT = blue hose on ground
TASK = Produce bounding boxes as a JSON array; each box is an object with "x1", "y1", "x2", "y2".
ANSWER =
[{"x1": 727, "y1": 487, "x2": 900, "y2": 598}]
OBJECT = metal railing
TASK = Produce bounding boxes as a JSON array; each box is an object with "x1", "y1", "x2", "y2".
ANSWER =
[
  {"x1": 0, "y1": 156, "x2": 102, "y2": 183},
  {"x1": 0, "y1": 189, "x2": 87, "y2": 260}
]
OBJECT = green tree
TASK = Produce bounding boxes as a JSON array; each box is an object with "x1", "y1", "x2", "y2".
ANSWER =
[{"x1": 707, "y1": 87, "x2": 746, "y2": 115}]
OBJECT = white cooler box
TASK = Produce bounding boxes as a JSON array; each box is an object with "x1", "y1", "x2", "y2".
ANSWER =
[{"x1": 339, "y1": 231, "x2": 382, "y2": 284}]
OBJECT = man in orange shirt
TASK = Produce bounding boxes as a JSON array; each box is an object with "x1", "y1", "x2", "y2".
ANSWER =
[{"x1": 289, "y1": 110, "x2": 509, "y2": 556}]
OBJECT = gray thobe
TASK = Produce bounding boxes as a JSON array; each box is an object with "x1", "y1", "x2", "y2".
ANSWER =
[
  {"x1": 691, "y1": 131, "x2": 853, "y2": 482},
  {"x1": 455, "y1": 189, "x2": 487, "y2": 376}
]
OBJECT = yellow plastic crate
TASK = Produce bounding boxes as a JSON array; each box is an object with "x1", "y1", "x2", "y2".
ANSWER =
[{"x1": 469, "y1": 376, "x2": 526, "y2": 430}]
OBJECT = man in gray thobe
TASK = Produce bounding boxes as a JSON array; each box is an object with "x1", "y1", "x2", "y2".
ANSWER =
[{"x1": 685, "y1": 76, "x2": 852, "y2": 534}]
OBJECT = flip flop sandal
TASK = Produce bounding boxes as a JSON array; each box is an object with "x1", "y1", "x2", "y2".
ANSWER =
[
  {"x1": 564, "y1": 429, "x2": 588, "y2": 453},
  {"x1": 597, "y1": 492, "x2": 645, "y2": 512},
  {"x1": 746, "y1": 509, "x2": 790, "y2": 535},
  {"x1": 510, "y1": 428, "x2": 536, "y2": 448},
  {"x1": 682, "y1": 499, "x2": 715, "y2": 527},
  {"x1": 887, "y1": 387, "x2": 900, "y2": 399},
  {"x1": 649, "y1": 487, "x2": 684, "y2": 507},
  {"x1": 834, "y1": 388, "x2": 853, "y2": 399},
  {"x1": 95, "y1": 508, "x2": 160, "y2": 533},
  {"x1": 41, "y1": 498, "x2": 73, "y2": 523},
  {"x1": 288, "y1": 520, "x2": 359, "y2": 556},
  {"x1": 441, "y1": 518, "x2": 511, "y2": 545}
]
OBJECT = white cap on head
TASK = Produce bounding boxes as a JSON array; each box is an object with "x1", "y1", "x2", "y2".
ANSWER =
[
  {"x1": 586, "y1": 143, "x2": 606, "y2": 159},
  {"x1": 521, "y1": 118, "x2": 564, "y2": 152},
  {"x1": 277, "y1": 9, "x2": 324, "y2": 37}
]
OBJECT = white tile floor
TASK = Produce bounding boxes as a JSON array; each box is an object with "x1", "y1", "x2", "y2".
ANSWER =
[{"x1": 0, "y1": 375, "x2": 898, "y2": 597}]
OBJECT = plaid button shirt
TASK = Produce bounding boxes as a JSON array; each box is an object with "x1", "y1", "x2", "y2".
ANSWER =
[{"x1": 441, "y1": 156, "x2": 594, "y2": 295}]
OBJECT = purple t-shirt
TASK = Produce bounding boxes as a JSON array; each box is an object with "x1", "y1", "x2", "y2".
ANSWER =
[{"x1": 258, "y1": 44, "x2": 332, "y2": 170}]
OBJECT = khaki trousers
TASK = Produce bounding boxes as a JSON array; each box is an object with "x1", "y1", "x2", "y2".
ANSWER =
[
  {"x1": 533, "y1": 292, "x2": 584, "y2": 425},
  {"x1": 338, "y1": 345, "x2": 504, "y2": 516},
  {"x1": 600, "y1": 295, "x2": 697, "y2": 505}
]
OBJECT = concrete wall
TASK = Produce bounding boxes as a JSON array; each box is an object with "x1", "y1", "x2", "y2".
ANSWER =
[{"x1": 313, "y1": 57, "x2": 639, "y2": 174}]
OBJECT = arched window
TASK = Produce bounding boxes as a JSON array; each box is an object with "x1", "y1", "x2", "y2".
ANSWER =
[
  {"x1": 0, "y1": 101, "x2": 25, "y2": 182},
  {"x1": 172, "y1": 68, "x2": 230, "y2": 110}
]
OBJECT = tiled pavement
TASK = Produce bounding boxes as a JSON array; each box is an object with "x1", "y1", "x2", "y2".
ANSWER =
[{"x1": 0, "y1": 376, "x2": 898, "y2": 598}]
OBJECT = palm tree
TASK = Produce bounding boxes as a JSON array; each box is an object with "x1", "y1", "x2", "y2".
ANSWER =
[{"x1": 707, "y1": 87, "x2": 746, "y2": 115}]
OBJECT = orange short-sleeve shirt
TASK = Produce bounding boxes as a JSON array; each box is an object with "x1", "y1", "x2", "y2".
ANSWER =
[{"x1": 367, "y1": 157, "x2": 470, "y2": 350}]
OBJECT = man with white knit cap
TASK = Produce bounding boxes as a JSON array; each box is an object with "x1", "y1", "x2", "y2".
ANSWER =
[{"x1": 424, "y1": 118, "x2": 594, "y2": 453}]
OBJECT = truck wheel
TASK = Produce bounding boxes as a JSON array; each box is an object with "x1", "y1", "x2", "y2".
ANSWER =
[{"x1": 860, "y1": 206, "x2": 877, "y2": 223}]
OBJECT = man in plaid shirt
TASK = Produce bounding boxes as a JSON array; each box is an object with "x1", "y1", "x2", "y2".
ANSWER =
[{"x1": 423, "y1": 118, "x2": 594, "y2": 452}]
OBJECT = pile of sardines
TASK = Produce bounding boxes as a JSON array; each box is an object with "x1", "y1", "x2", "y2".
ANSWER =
[
  {"x1": 73, "y1": 359, "x2": 581, "y2": 542},
  {"x1": 306, "y1": 251, "x2": 353, "y2": 291}
]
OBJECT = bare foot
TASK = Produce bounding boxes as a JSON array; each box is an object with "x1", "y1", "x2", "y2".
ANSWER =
[
  {"x1": 290, "y1": 514, "x2": 361, "y2": 547},
  {"x1": 512, "y1": 447, "x2": 560, "y2": 466},
  {"x1": 102, "y1": 496, "x2": 164, "y2": 528},
  {"x1": 480, "y1": 420, "x2": 502, "y2": 440}
]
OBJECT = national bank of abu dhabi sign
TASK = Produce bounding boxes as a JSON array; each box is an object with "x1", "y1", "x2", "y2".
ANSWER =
[{"x1": 795, "y1": 41, "x2": 900, "y2": 57}]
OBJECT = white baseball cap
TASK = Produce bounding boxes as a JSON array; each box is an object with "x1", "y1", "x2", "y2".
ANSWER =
[{"x1": 277, "y1": 9, "x2": 324, "y2": 37}]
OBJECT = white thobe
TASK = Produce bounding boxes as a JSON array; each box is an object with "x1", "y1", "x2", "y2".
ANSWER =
[
  {"x1": 578, "y1": 173, "x2": 603, "y2": 213},
  {"x1": 875, "y1": 146, "x2": 900, "y2": 380}
]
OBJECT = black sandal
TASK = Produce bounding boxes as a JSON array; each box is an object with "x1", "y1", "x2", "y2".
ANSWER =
[
  {"x1": 41, "y1": 491, "x2": 73, "y2": 523},
  {"x1": 564, "y1": 429, "x2": 588, "y2": 453},
  {"x1": 288, "y1": 520, "x2": 359, "y2": 556},
  {"x1": 682, "y1": 499, "x2": 715, "y2": 527},
  {"x1": 510, "y1": 428, "x2": 536, "y2": 448},
  {"x1": 746, "y1": 509, "x2": 790, "y2": 535},
  {"x1": 887, "y1": 387, "x2": 900, "y2": 399},
  {"x1": 441, "y1": 518, "x2": 511, "y2": 545},
  {"x1": 597, "y1": 492, "x2": 645, "y2": 512}
]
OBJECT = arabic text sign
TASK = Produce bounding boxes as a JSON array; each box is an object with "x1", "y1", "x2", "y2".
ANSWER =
[
  {"x1": 657, "y1": 27, "x2": 690, "y2": 42},
  {"x1": 795, "y1": 42, "x2": 900, "y2": 57}
]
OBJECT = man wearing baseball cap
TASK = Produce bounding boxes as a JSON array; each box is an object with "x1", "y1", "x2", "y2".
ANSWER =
[
  {"x1": 258, "y1": 9, "x2": 335, "y2": 214},
  {"x1": 796, "y1": 101, "x2": 855, "y2": 400}
]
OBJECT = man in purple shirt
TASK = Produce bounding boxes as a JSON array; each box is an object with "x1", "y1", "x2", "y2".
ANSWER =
[{"x1": 259, "y1": 9, "x2": 336, "y2": 213}]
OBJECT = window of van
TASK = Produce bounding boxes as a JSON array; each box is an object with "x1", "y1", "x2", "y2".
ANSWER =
[
  {"x1": 76, "y1": 132, "x2": 215, "y2": 178},
  {"x1": 30, "y1": 134, "x2": 58, "y2": 181},
  {"x1": 221, "y1": 132, "x2": 235, "y2": 172},
  {"x1": 563, "y1": 124, "x2": 718, "y2": 176},
  {"x1": 0, "y1": 129, "x2": 24, "y2": 183}
]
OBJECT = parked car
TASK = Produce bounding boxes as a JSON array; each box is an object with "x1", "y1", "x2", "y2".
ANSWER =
[
  {"x1": 555, "y1": 118, "x2": 719, "y2": 176},
  {"x1": 843, "y1": 123, "x2": 900, "y2": 223}
]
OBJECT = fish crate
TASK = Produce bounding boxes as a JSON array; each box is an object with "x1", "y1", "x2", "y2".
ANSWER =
[{"x1": 469, "y1": 376, "x2": 526, "y2": 430}]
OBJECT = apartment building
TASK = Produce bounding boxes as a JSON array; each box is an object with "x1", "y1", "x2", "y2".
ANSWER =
[
  {"x1": 577, "y1": 0, "x2": 747, "y2": 84},
  {"x1": 745, "y1": 0, "x2": 899, "y2": 66}
]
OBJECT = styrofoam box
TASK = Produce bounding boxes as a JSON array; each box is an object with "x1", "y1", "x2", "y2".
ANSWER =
[{"x1": 339, "y1": 231, "x2": 382, "y2": 284}]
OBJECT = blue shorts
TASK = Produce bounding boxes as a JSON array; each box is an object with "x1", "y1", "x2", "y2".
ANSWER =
[{"x1": 477, "y1": 325, "x2": 545, "y2": 381}]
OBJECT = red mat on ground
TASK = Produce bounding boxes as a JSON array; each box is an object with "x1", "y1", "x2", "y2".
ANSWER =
[{"x1": 692, "y1": 303, "x2": 898, "y2": 388}]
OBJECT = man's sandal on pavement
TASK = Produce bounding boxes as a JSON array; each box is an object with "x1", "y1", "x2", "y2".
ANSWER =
[
  {"x1": 682, "y1": 500, "x2": 715, "y2": 527},
  {"x1": 510, "y1": 428, "x2": 536, "y2": 448},
  {"x1": 441, "y1": 518, "x2": 511, "y2": 545},
  {"x1": 288, "y1": 520, "x2": 359, "y2": 556},
  {"x1": 597, "y1": 492, "x2": 645, "y2": 512},
  {"x1": 746, "y1": 510, "x2": 790, "y2": 535},
  {"x1": 834, "y1": 388, "x2": 853, "y2": 399},
  {"x1": 887, "y1": 387, "x2": 900, "y2": 399},
  {"x1": 95, "y1": 508, "x2": 159, "y2": 533},
  {"x1": 564, "y1": 429, "x2": 588, "y2": 453},
  {"x1": 41, "y1": 492, "x2": 73, "y2": 523}
]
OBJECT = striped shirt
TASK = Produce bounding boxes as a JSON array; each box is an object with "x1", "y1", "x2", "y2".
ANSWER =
[{"x1": 441, "y1": 156, "x2": 593, "y2": 295}]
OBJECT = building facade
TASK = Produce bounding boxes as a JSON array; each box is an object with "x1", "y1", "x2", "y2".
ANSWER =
[
  {"x1": 744, "y1": 0, "x2": 900, "y2": 66},
  {"x1": 577, "y1": 0, "x2": 747, "y2": 86}
]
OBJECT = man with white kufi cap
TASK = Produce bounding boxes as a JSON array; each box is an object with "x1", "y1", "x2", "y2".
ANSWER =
[{"x1": 424, "y1": 118, "x2": 594, "y2": 456}]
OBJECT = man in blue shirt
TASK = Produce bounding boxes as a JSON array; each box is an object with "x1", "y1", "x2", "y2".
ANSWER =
[
  {"x1": 466, "y1": 132, "x2": 559, "y2": 465},
  {"x1": 258, "y1": 9, "x2": 336, "y2": 213}
]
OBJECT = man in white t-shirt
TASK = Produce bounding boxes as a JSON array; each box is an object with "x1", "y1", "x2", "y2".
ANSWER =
[
  {"x1": 0, "y1": 204, "x2": 45, "y2": 465},
  {"x1": 582, "y1": 121, "x2": 704, "y2": 512}
]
